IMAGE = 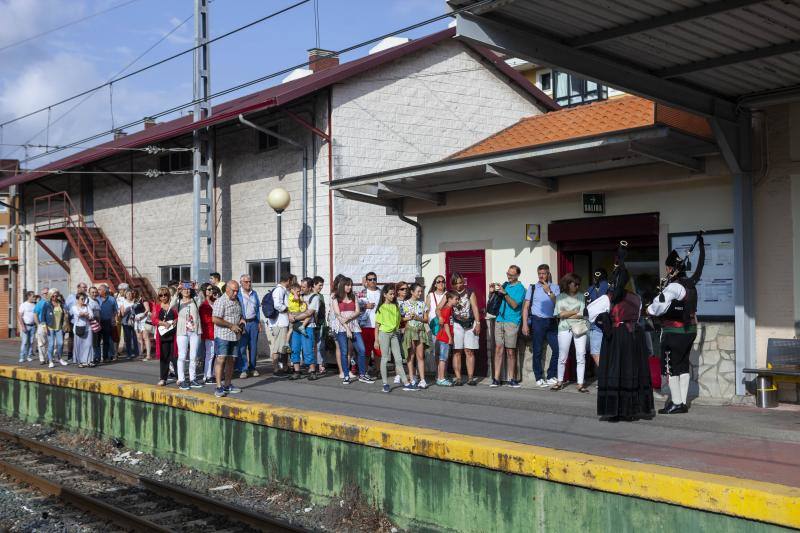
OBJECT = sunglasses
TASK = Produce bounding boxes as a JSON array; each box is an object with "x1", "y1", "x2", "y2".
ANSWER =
[
  {"x1": 366, "y1": 277, "x2": 377, "y2": 282},
  {"x1": 397, "y1": 287, "x2": 408, "y2": 291},
  {"x1": 159, "y1": 294, "x2": 169, "y2": 298},
  {"x1": 435, "y1": 279, "x2": 445, "y2": 284}
]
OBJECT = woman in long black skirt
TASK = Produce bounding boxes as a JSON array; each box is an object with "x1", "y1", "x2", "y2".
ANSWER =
[{"x1": 595, "y1": 246, "x2": 655, "y2": 421}]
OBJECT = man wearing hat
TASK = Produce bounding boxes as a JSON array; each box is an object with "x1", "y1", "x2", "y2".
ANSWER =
[{"x1": 647, "y1": 233, "x2": 705, "y2": 414}]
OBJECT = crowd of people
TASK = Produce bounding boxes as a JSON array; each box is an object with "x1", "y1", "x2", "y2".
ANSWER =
[{"x1": 17, "y1": 233, "x2": 704, "y2": 421}]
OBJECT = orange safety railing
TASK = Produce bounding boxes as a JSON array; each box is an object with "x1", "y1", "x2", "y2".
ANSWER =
[{"x1": 32, "y1": 191, "x2": 145, "y2": 294}]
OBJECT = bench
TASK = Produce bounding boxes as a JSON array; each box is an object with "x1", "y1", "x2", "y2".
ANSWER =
[{"x1": 744, "y1": 338, "x2": 800, "y2": 405}]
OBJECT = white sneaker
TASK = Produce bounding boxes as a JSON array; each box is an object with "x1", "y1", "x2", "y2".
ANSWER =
[
  {"x1": 546, "y1": 377, "x2": 558, "y2": 385},
  {"x1": 348, "y1": 371, "x2": 357, "y2": 379},
  {"x1": 536, "y1": 379, "x2": 547, "y2": 387},
  {"x1": 59, "y1": 359, "x2": 68, "y2": 366},
  {"x1": 48, "y1": 362, "x2": 54, "y2": 368},
  {"x1": 418, "y1": 379, "x2": 428, "y2": 389},
  {"x1": 26, "y1": 357, "x2": 33, "y2": 362},
  {"x1": 393, "y1": 375, "x2": 401, "y2": 384}
]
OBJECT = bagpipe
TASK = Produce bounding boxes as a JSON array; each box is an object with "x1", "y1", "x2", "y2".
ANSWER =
[{"x1": 655, "y1": 231, "x2": 704, "y2": 302}]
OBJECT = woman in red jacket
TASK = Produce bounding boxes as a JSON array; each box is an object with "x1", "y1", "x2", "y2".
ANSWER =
[{"x1": 199, "y1": 283, "x2": 220, "y2": 384}]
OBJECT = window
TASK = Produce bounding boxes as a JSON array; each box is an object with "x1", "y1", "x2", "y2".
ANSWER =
[
  {"x1": 0, "y1": 197, "x2": 8, "y2": 213},
  {"x1": 553, "y1": 71, "x2": 607, "y2": 107},
  {"x1": 257, "y1": 125, "x2": 280, "y2": 151},
  {"x1": 247, "y1": 259, "x2": 291, "y2": 285},
  {"x1": 539, "y1": 72, "x2": 552, "y2": 92},
  {"x1": 160, "y1": 264, "x2": 191, "y2": 286},
  {"x1": 0, "y1": 228, "x2": 6, "y2": 245},
  {"x1": 157, "y1": 151, "x2": 193, "y2": 172}
]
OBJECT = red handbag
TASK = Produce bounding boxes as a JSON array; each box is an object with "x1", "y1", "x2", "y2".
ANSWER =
[{"x1": 648, "y1": 355, "x2": 662, "y2": 390}]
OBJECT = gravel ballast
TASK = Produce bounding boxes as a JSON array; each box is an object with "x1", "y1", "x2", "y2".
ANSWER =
[{"x1": 0, "y1": 413, "x2": 399, "y2": 533}]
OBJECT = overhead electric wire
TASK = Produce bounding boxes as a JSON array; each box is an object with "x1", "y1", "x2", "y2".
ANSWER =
[
  {"x1": 0, "y1": 168, "x2": 193, "y2": 177},
  {"x1": 0, "y1": 0, "x2": 311, "y2": 129},
  {"x1": 19, "y1": 0, "x2": 495, "y2": 166},
  {"x1": 0, "y1": 0, "x2": 141, "y2": 54},
  {"x1": 1, "y1": 143, "x2": 192, "y2": 153},
  {"x1": 3, "y1": 10, "x2": 196, "y2": 160}
]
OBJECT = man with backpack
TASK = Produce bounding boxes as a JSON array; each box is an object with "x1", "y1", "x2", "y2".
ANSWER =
[{"x1": 262, "y1": 272, "x2": 292, "y2": 376}]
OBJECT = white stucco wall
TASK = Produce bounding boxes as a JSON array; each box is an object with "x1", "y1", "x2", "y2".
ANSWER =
[
  {"x1": 420, "y1": 177, "x2": 733, "y2": 287},
  {"x1": 330, "y1": 38, "x2": 545, "y2": 282}
]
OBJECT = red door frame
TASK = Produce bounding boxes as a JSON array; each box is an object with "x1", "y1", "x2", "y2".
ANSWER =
[{"x1": 445, "y1": 249, "x2": 488, "y2": 377}]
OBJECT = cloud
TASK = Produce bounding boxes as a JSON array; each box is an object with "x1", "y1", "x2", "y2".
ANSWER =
[
  {"x1": 0, "y1": 51, "x2": 177, "y2": 165},
  {"x1": 162, "y1": 16, "x2": 193, "y2": 45},
  {"x1": 0, "y1": 0, "x2": 81, "y2": 49}
]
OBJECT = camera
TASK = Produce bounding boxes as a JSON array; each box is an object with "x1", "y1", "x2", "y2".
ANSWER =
[{"x1": 181, "y1": 282, "x2": 192, "y2": 289}]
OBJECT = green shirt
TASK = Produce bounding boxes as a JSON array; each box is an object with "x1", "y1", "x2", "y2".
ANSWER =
[
  {"x1": 375, "y1": 303, "x2": 400, "y2": 333},
  {"x1": 554, "y1": 293, "x2": 587, "y2": 332}
]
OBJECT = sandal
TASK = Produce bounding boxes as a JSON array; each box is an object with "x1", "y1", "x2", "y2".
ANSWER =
[
  {"x1": 577, "y1": 384, "x2": 590, "y2": 393},
  {"x1": 550, "y1": 381, "x2": 565, "y2": 391}
]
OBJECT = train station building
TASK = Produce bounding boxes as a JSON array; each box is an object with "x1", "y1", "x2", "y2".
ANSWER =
[{"x1": 333, "y1": 1, "x2": 800, "y2": 403}]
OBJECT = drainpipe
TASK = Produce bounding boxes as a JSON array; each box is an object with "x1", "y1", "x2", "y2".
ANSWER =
[
  {"x1": 311, "y1": 98, "x2": 318, "y2": 276},
  {"x1": 397, "y1": 203, "x2": 422, "y2": 281},
  {"x1": 238, "y1": 114, "x2": 308, "y2": 278},
  {"x1": 327, "y1": 88, "x2": 334, "y2": 282}
]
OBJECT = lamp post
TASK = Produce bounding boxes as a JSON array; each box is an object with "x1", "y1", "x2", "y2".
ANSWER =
[{"x1": 267, "y1": 187, "x2": 291, "y2": 285}]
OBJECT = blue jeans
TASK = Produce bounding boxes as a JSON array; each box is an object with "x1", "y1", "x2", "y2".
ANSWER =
[
  {"x1": 123, "y1": 324, "x2": 139, "y2": 358},
  {"x1": 236, "y1": 320, "x2": 259, "y2": 372},
  {"x1": 336, "y1": 331, "x2": 366, "y2": 376},
  {"x1": 531, "y1": 316, "x2": 559, "y2": 380},
  {"x1": 19, "y1": 326, "x2": 35, "y2": 360},
  {"x1": 47, "y1": 330, "x2": 63, "y2": 362},
  {"x1": 291, "y1": 326, "x2": 316, "y2": 366}
]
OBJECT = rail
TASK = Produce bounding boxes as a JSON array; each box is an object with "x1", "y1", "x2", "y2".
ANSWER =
[{"x1": 0, "y1": 428, "x2": 303, "y2": 532}]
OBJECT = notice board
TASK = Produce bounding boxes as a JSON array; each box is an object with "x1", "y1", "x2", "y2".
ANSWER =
[{"x1": 668, "y1": 230, "x2": 735, "y2": 321}]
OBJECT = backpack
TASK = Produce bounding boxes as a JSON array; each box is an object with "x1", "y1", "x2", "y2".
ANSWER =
[
  {"x1": 261, "y1": 288, "x2": 278, "y2": 320},
  {"x1": 310, "y1": 294, "x2": 326, "y2": 324}
]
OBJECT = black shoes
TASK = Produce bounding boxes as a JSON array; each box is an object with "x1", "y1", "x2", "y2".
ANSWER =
[{"x1": 658, "y1": 401, "x2": 689, "y2": 414}]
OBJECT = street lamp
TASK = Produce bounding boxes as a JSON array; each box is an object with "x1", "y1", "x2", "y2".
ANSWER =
[{"x1": 267, "y1": 187, "x2": 291, "y2": 285}]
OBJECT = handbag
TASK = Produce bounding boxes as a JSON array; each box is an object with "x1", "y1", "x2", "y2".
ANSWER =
[
  {"x1": 570, "y1": 320, "x2": 589, "y2": 338},
  {"x1": 75, "y1": 325, "x2": 87, "y2": 338},
  {"x1": 89, "y1": 319, "x2": 101, "y2": 333}
]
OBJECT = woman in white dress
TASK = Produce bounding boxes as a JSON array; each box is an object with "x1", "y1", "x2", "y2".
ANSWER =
[{"x1": 70, "y1": 293, "x2": 95, "y2": 367}]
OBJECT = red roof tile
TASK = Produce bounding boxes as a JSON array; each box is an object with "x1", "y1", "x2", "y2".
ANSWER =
[
  {"x1": 1, "y1": 28, "x2": 556, "y2": 188},
  {"x1": 451, "y1": 95, "x2": 712, "y2": 159}
]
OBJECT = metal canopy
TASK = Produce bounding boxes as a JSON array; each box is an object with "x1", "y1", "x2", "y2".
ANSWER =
[
  {"x1": 330, "y1": 125, "x2": 715, "y2": 201},
  {"x1": 450, "y1": 0, "x2": 768, "y2": 395},
  {"x1": 449, "y1": 0, "x2": 800, "y2": 109}
]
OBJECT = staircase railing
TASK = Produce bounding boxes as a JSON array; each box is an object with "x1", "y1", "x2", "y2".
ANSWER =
[{"x1": 32, "y1": 192, "x2": 135, "y2": 291}]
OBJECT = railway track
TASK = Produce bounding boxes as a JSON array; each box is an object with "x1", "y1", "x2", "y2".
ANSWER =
[{"x1": 0, "y1": 429, "x2": 304, "y2": 532}]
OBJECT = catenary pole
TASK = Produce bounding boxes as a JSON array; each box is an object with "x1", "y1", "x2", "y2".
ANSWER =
[{"x1": 193, "y1": 0, "x2": 214, "y2": 282}]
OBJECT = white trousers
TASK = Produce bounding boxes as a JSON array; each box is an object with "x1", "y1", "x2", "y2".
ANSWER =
[
  {"x1": 203, "y1": 339, "x2": 215, "y2": 379},
  {"x1": 36, "y1": 324, "x2": 49, "y2": 361},
  {"x1": 557, "y1": 329, "x2": 587, "y2": 384},
  {"x1": 177, "y1": 333, "x2": 200, "y2": 383}
]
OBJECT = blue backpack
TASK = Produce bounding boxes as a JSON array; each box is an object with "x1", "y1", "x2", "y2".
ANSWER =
[{"x1": 261, "y1": 289, "x2": 278, "y2": 320}]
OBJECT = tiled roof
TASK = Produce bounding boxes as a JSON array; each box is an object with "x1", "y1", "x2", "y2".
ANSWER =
[
  {"x1": 450, "y1": 95, "x2": 712, "y2": 159},
  {"x1": 1, "y1": 28, "x2": 557, "y2": 189}
]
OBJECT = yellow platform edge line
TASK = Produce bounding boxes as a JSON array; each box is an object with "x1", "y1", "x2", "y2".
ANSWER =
[{"x1": 1, "y1": 365, "x2": 798, "y2": 529}]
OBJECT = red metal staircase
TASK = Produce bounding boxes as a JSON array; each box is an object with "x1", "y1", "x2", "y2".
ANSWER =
[{"x1": 33, "y1": 192, "x2": 155, "y2": 300}]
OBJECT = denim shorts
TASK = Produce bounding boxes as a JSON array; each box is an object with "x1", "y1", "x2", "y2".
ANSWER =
[
  {"x1": 214, "y1": 339, "x2": 238, "y2": 357},
  {"x1": 588, "y1": 324, "x2": 603, "y2": 355},
  {"x1": 436, "y1": 340, "x2": 451, "y2": 362}
]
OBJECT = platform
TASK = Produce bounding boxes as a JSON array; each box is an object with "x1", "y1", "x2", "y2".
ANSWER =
[{"x1": 1, "y1": 339, "x2": 798, "y2": 530}]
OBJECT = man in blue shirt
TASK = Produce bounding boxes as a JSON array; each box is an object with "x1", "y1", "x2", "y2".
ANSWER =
[
  {"x1": 33, "y1": 288, "x2": 50, "y2": 364},
  {"x1": 96, "y1": 284, "x2": 119, "y2": 363},
  {"x1": 522, "y1": 264, "x2": 561, "y2": 387},
  {"x1": 490, "y1": 265, "x2": 526, "y2": 388},
  {"x1": 236, "y1": 275, "x2": 261, "y2": 378}
]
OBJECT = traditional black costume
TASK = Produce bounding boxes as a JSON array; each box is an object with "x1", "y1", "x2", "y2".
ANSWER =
[
  {"x1": 593, "y1": 245, "x2": 655, "y2": 420},
  {"x1": 647, "y1": 234, "x2": 705, "y2": 414}
]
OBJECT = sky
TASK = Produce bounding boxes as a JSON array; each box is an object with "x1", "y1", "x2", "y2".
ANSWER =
[{"x1": 0, "y1": 0, "x2": 452, "y2": 167}]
